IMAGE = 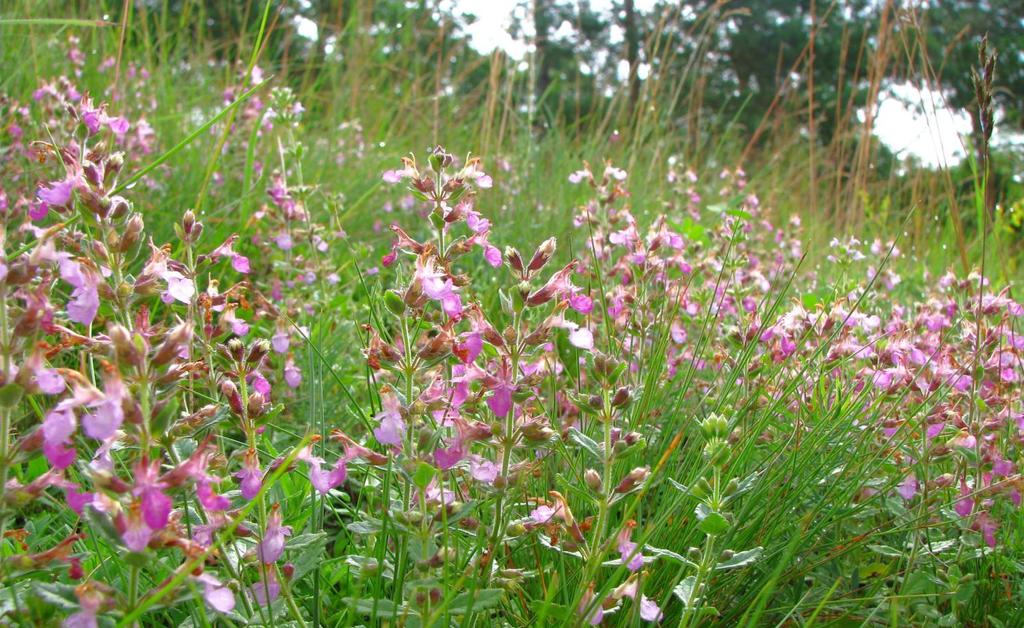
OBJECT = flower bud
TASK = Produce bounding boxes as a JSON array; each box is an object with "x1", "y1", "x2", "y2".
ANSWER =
[
  {"x1": 584, "y1": 469, "x2": 602, "y2": 492},
  {"x1": 109, "y1": 196, "x2": 129, "y2": 220},
  {"x1": 614, "y1": 467, "x2": 650, "y2": 493},
  {"x1": 700, "y1": 414, "x2": 730, "y2": 440},
  {"x1": 506, "y1": 522, "x2": 526, "y2": 537},
  {"x1": 182, "y1": 210, "x2": 202, "y2": 243},
  {"x1": 108, "y1": 323, "x2": 143, "y2": 368},
  {"x1": 428, "y1": 146, "x2": 454, "y2": 172},
  {"x1": 703, "y1": 438, "x2": 729, "y2": 466},
  {"x1": 247, "y1": 391, "x2": 267, "y2": 417},
  {"x1": 527, "y1": 237, "x2": 556, "y2": 272},
  {"x1": 221, "y1": 380, "x2": 244, "y2": 416},
  {"x1": 611, "y1": 386, "x2": 630, "y2": 408},
  {"x1": 226, "y1": 338, "x2": 245, "y2": 363},
  {"x1": 504, "y1": 247, "x2": 524, "y2": 273},
  {"x1": 246, "y1": 339, "x2": 270, "y2": 365},
  {"x1": 152, "y1": 322, "x2": 192, "y2": 366},
  {"x1": 117, "y1": 213, "x2": 144, "y2": 253}
]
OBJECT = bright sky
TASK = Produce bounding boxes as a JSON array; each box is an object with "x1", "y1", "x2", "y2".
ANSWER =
[
  {"x1": 295, "y1": 2, "x2": 987, "y2": 167},
  {"x1": 448, "y1": 1, "x2": 979, "y2": 168}
]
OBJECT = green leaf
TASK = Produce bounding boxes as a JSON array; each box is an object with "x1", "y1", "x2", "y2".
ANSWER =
[
  {"x1": 698, "y1": 511, "x2": 730, "y2": 536},
  {"x1": 715, "y1": 547, "x2": 763, "y2": 570},
  {"x1": 343, "y1": 597, "x2": 402, "y2": 619},
  {"x1": 82, "y1": 505, "x2": 123, "y2": 548},
  {"x1": 567, "y1": 428, "x2": 602, "y2": 460},
  {"x1": 673, "y1": 576, "x2": 698, "y2": 607},
  {"x1": 0, "y1": 383, "x2": 24, "y2": 408},
  {"x1": 347, "y1": 518, "x2": 383, "y2": 535},
  {"x1": 448, "y1": 589, "x2": 506, "y2": 614},
  {"x1": 645, "y1": 545, "x2": 697, "y2": 568},
  {"x1": 28, "y1": 582, "x2": 79, "y2": 610},
  {"x1": 867, "y1": 544, "x2": 903, "y2": 558},
  {"x1": 412, "y1": 461, "x2": 437, "y2": 490}
]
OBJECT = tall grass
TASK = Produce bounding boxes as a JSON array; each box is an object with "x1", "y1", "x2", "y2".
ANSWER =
[{"x1": 0, "y1": 1, "x2": 1021, "y2": 627}]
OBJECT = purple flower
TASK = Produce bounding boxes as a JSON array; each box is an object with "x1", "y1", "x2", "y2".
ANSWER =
[
  {"x1": 434, "y1": 444, "x2": 464, "y2": 470},
  {"x1": 617, "y1": 524, "x2": 644, "y2": 571},
  {"x1": 140, "y1": 487, "x2": 172, "y2": 530},
  {"x1": 307, "y1": 457, "x2": 347, "y2": 495},
  {"x1": 122, "y1": 510, "x2": 153, "y2": 552},
  {"x1": 133, "y1": 460, "x2": 172, "y2": 529},
  {"x1": 232, "y1": 254, "x2": 250, "y2": 273},
  {"x1": 107, "y1": 116, "x2": 129, "y2": 135},
  {"x1": 64, "y1": 486, "x2": 94, "y2": 515},
  {"x1": 197, "y1": 573, "x2": 235, "y2": 613},
  {"x1": 161, "y1": 270, "x2": 195, "y2": 304},
  {"x1": 42, "y1": 406, "x2": 77, "y2": 469},
  {"x1": 569, "y1": 293, "x2": 593, "y2": 314},
  {"x1": 469, "y1": 456, "x2": 498, "y2": 483},
  {"x1": 271, "y1": 330, "x2": 290, "y2": 354},
  {"x1": 59, "y1": 256, "x2": 100, "y2": 326},
  {"x1": 639, "y1": 595, "x2": 663, "y2": 622},
  {"x1": 257, "y1": 507, "x2": 291, "y2": 564},
  {"x1": 249, "y1": 570, "x2": 281, "y2": 606},
  {"x1": 275, "y1": 232, "x2": 294, "y2": 251},
  {"x1": 569, "y1": 327, "x2": 594, "y2": 350},
  {"x1": 35, "y1": 366, "x2": 65, "y2": 395},
  {"x1": 37, "y1": 177, "x2": 74, "y2": 208},
  {"x1": 954, "y1": 481, "x2": 974, "y2": 517},
  {"x1": 235, "y1": 452, "x2": 264, "y2": 500},
  {"x1": 897, "y1": 475, "x2": 918, "y2": 500},
  {"x1": 197, "y1": 480, "x2": 231, "y2": 511},
  {"x1": 486, "y1": 385, "x2": 512, "y2": 417},
  {"x1": 82, "y1": 377, "x2": 125, "y2": 440},
  {"x1": 374, "y1": 396, "x2": 406, "y2": 447}
]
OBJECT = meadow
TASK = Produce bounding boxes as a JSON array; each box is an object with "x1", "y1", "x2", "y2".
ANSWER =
[{"x1": 0, "y1": 2, "x2": 1022, "y2": 626}]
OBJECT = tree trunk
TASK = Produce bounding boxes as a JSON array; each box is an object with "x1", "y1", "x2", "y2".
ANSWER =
[{"x1": 624, "y1": 0, "x2": 640, "y2": 117}]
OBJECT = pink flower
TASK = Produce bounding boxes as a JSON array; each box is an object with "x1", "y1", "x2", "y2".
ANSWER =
[
  {"x1": 469, "y1": 456, "x2": 499, "y2": 483},
  {"x1": 35, "y1": 366, "x2": 65, "y2": 395},
  {"x1": 284, "y1": 360, "x2": 302, "y2": 388},
  {"x1": 161, "y1": 270, "x2": 195, "y2": 304},
  {"x1": 578, "y1": 587, "x2": 604, "y2": 626},
  {"x1": 275, "y1": 232, "x2": 294, "y2": 251},
  {"x1": 249, "y1": 570, "x2": 281, "y2": 606},
  {"x1": 134, "y1": 461, "x2": 172, "y2": 530},
  {"x1": 197, "y1": 573, "x2": 235, "y2": 613},
  {"x1": 122, "y1": 508, "x2": 153, "y2": 552},
  {"x1": 434, "y1": 444, "x2": 464, "y2": 470},
  {"x1": 569, "y1": 327, "x2": 594, "y2": 350},
  {"x1": 235, "y1": 450, "x2": 263, "y2": 500},
  {"x1": 58, "y1": 256, "x2": 100, "y2": 326},
  {"x1": 271, "y1": 330, "x2": 290, "y2": 354},
  {"x1": 617, "y1": 524, "x2": 644, "y2": 571},
  {"x1": 42, "y1": 406, "x2": 77, "y2": 469},
  {"x1": 257, "y1": 507, "x2": 291, "y2": 564},
  {"x1": 484, "y1": 244, "x2": 502, "y2": 267},
  {"x1": 197, "y1": 480, "x2": 231, "y2": 511},
  {"x1": 307, "y1": 456, "x2": 347, "y2": 495},
  {"x1": 530, "y1": 504, "x2": 562, "y2": 524},
  {"x1": 64, "y1": 485, "x2": 94, "y2": 515},
  {"x1": 639, "y1": 596, "x2": 663, "y2": 622},
  {"x1": 37, "y1": 177, "x2": 75, "y2": 208},
  {"x1": 374, "y1": 393, "x2": 406, "y2": 447},
  {"x1": 897, "y1": 475, "x2": 918, "y2": 500},
  {"x1": 81, "y1": 376, "x2": 125, "y2": 440},
  {"x1": 954, "y1": 480, "x2": 974, "y2": 517},
  {"x1": 569, "y1": 293, "x2": 593, "y2": 314}
]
